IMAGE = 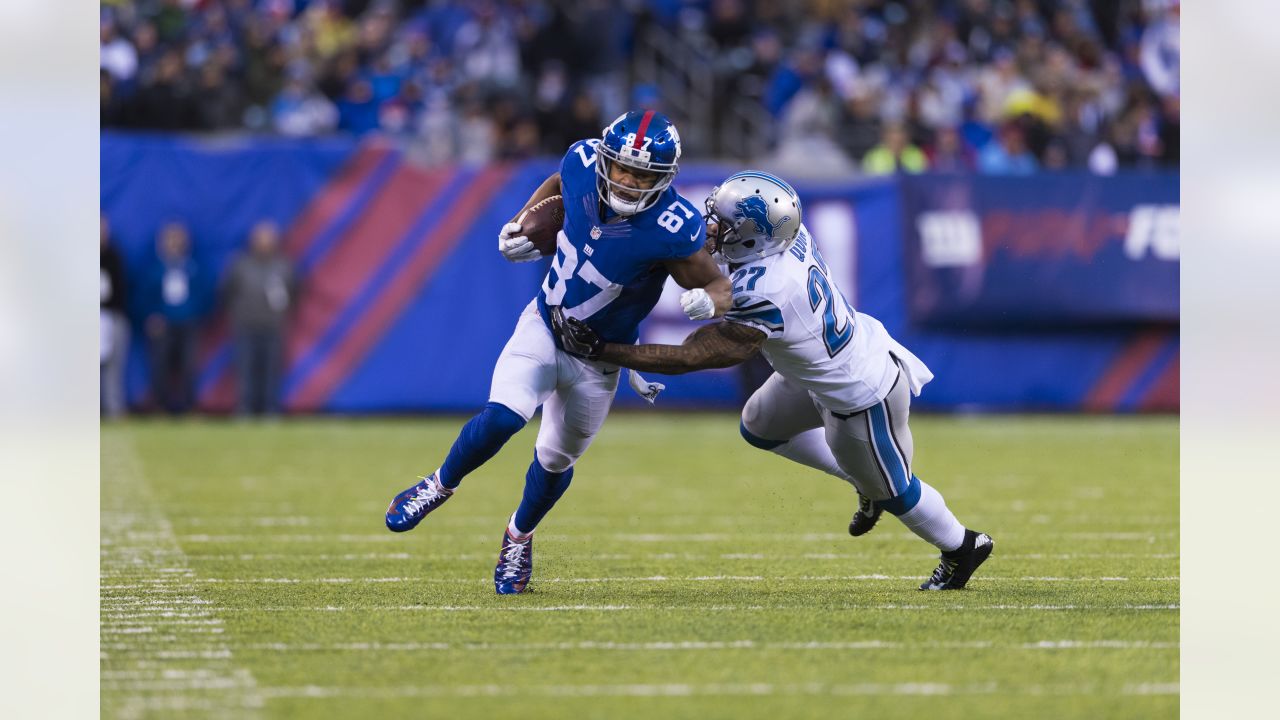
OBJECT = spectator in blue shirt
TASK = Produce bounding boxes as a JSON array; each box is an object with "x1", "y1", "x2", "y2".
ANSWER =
[
  {"x1": 144, "y1": 222, "x2": 208, "y2": 414},
  {"x1": 337, "y1": 78, "x2": 382, "y2": 135},
  {"x1": 978, "y1": 123, "x2": 1040, "y2": 175},
  {"x1": 765, "y1": 45, "x2": 822, "y2": 117}
]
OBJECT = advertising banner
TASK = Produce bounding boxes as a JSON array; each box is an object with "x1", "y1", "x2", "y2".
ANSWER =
[{"x1": 900, "y1": 173, "x2": 1179, "y2": 326}]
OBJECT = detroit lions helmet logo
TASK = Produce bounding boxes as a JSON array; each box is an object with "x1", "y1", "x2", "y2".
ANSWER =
[{"x1": 734, "y1": 196, "x2": 791, "y2": 239}]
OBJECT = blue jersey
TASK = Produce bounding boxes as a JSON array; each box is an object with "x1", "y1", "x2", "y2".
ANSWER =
[{"x1": 536, "y1": 139, "x2": 706, "y2": 345}]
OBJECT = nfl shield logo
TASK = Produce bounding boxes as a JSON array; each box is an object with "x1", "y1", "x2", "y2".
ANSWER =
[{"x1": 590, "y1": 226, "x2": 602, "y2": 240}]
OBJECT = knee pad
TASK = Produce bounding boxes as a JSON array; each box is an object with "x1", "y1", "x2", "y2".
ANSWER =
[
  {"x1": 529, "y1": 452, "x2": 574, "y2": 495},
  {"x1": 740, "y1": 388, "x2": 793, "y2": 449},
  {"x1": 533, "y1": 444, "x2": 575, "y2": 474},
  {"x1": 740, "y1": 391, "x2": 767, "y2": 434},
  {"x1": 740, "y1": 419, "x2": 785, "y2": 450},
  {"x1": 483, "y1": 401, "x2": 527, "y2": 438}
]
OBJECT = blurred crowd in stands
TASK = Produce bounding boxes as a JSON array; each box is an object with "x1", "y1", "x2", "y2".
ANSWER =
[{"x1": 101, "y1": 0, "x2": 1179, "y2": 174}]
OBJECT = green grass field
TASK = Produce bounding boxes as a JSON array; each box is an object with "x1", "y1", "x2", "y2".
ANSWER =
[{"x1": 101, "y1": 413, "x2": 1178, "y2": 719}]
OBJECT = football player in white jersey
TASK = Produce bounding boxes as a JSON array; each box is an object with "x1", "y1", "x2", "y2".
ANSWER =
[{"x1": 551, "y1": 170, "x2": 993, "y2": 590}]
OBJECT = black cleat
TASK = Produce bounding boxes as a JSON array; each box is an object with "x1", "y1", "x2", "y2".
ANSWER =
[
  {"x1": 919, "y1": 529, "x2": 994, "y2": 590},
  {"x1": 848, "y1": 493, "x2": 882, "y2": 537}
]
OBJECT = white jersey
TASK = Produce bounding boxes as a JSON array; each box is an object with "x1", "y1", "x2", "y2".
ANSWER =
[{"x1": 723, "y1": 224, "x2": 933, "y2": 414}]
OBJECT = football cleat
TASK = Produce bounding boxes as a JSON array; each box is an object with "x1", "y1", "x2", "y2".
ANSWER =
[
  {"x1": 919, "y1": 529, "x2": 994, "y2": 591},
  {"x1": 385, "y1": 473, "x2": 453, "y2": 532},
  {"x1": 494, "y1": 527, "x2": 534, "y2": 595},
  {"x1": 848, "y1": 492, "x2": 882, "y2": 537}
]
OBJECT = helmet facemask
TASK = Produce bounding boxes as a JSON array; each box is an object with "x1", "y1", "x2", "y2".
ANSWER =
[
  {"x1": 703, "y1": 188, "x2": 743, "y2": 264},
  {"x1": 595, "y1": 140, "x2": 677, "y2": 216}
]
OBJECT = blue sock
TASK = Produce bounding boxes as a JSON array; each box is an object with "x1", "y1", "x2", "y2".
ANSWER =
[
  {"x1": 437, "y1": 402, "x2": 526, "y2": 489},
  {"x1": 873, "y1": 474, "x2": 923, "y2": 516},
  {"x1": 512, "y1": 452, "x2": 573, "y2": 534}
]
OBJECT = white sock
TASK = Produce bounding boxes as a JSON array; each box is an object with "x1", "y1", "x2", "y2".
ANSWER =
[
  {"x1": 771, "y1": 429, "x2": 855, "y2": 487},
  {"x1": 896, "y1": 480, "x2": 966, "y2": 552},
  {"x1": 431, "y1": 468, "x2": 453, "y2": 493},
  {"x1": 507, "y1": 513, "x2": 532, "y2": 541}
]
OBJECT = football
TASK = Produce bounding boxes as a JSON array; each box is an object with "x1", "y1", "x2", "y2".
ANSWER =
[{"x1": 515, "y1": 194, "x2": 564, "y2": 257}]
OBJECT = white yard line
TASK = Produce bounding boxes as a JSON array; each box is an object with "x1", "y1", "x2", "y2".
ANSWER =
[
  {"x1": 168, "y1": 553, "x2": 417, "y2": 561},
  {"x1": 250, "y1": 681, "x2": 1177, "y2": 699},
  {"x1": 102, "y1": 574, "x2": 1180, "y2": 587},
  {"x1": 187, "y1": 603, "x2": 1180, "y2": 613},
  {"x1": 101, "y1": 434, "x2": 262, "y2": 719},
  {"x1": 171, "y1": 531, "x2": 1177, "y2": 544},
  {"x1": 232, "y1": 639, "x2": 1177, "y2": 653},
  {"x1": 175, "y1": 514, "x2": 1179, "y2": 528},
  {"x1": 169, "y1": 551, "x2": 1179, "y2": 563}
]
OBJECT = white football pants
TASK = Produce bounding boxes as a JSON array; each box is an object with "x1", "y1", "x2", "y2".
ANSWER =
[
  {"x1": 741, "y1": 365, "x2": 917, "y2": 503},
  {"x1": 488, "y1": 301, "x2": 621, "y2": 473}
]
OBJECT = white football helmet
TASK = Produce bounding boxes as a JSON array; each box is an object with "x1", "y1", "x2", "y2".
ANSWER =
[{"x1": 704, "y1": 171, "x2": 802, "y2": 264}]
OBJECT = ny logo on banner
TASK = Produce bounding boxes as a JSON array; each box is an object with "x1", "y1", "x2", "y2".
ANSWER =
[{"x1": 918, "y1": 211, "x2": 982, "y2": 268}]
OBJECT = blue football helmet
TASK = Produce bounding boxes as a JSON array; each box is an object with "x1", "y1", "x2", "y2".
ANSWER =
[
  {"x1": 704, "y1": 171, "x2": 802, "y2": 264},
  {"x1": 596, "y1": 110, "x2": 682, "y2": 215}
]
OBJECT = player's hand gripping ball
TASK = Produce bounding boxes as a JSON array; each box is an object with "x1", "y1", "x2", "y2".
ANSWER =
[{"x1": 498, "y1": 222, "x2": 539, "y2": 263}]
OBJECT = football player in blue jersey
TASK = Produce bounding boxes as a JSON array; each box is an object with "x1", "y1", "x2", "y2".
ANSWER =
[
  {"x1": 552, "y1": 171, "x2": 993, "y2": 591},
  {"x1": 384, "y1": 110, "x2": 731, "y2": 594}
]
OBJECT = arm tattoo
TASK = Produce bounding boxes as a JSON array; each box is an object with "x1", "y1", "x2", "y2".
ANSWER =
[{"x1": 598, "y1": 322, "x2": 766, "y2": 375}]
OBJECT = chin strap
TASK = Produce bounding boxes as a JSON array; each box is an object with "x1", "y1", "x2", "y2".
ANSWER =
[{"x1": 606, "y1": 192, "x2": 646, "y2": 216}]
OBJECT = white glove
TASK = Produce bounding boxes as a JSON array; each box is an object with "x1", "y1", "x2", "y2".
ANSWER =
[
  {"x1": 628, "y1": 369, "x2": 665, "y2": 404},
  {"x1": 680, "y1": 288, "x2": 715, "y2": 320},
  {"x1": 498, "y1": 222, "x2": 540, "y2": 263}
]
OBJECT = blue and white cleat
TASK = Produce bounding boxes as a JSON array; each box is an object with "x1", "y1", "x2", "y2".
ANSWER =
[
  {"x1": 494, "y1": 528, "x2": 533, "y2": 595},
  {"x1": 385, "y1": 474, "x2": 453, "y2": 532}
]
